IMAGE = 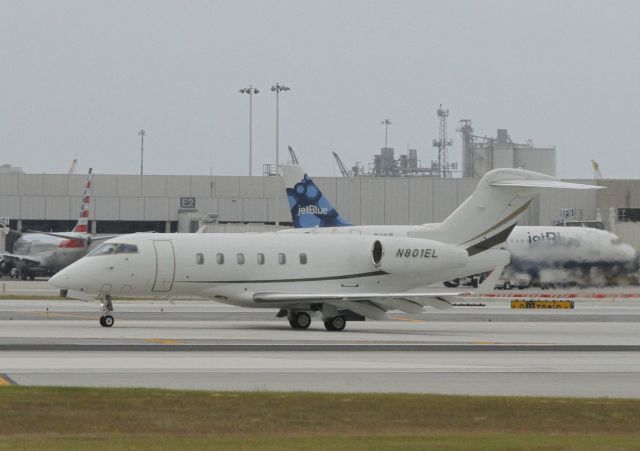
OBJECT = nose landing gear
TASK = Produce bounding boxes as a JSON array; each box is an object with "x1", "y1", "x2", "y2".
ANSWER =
[{"x1": 99, "y1": 294, "x2": 114, "y2": 328}]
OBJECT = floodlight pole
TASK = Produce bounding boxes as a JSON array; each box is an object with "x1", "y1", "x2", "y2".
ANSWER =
[
  {"x1": 138, "y1": 129, "x2": 146, "y2": 176},
  {"x1": 239, "y1": 86, "x2": 259, "y2": 176},
  {"x1": 271, "y1": 83, "x2": 290, "y2": 226}
]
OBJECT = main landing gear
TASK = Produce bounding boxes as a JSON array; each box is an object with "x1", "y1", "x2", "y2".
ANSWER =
[
  {"x1": 99, "y1": 294, "x2": 114, "y2": 328},
  {"x1": 323, "y1": 315, "x2": 346, "y2": 332},
  {"x1": 288, "y1": 312, "x2": 311, "y2": 329},
  {"x1": 285, "y1": 310, "x2": 347, "y2": 331}
]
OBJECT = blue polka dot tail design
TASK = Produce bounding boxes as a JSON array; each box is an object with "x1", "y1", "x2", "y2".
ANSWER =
[{"x1": 286, "y1": 174, "x2": 352, "y2": 228}]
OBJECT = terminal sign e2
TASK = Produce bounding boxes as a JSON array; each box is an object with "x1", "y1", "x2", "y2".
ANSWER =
[{"x1": 180, "y1": 197, "x2": 196, "y2": 209}]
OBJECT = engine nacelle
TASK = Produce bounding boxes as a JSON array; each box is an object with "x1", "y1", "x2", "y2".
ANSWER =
[
  {"x1": 0, "y1": 260, "x2": 13, "y2": 275},
  {"x1": 371, "y1": 237, "x2": 468, "y2": 276}
]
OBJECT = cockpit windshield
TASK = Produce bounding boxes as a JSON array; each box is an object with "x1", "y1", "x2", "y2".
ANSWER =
[{"x1": 88, "y1": 243, "x2": 138, "y2": 256}]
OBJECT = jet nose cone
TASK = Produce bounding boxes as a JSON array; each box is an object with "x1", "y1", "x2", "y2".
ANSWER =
[{"x1": 49, "y1": 268, "x2": 69, "y2": 289}]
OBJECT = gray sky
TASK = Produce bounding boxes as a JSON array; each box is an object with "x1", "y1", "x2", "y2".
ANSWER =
[{"x1": 2, "y1": 0, "x2": 639, "y2": 178}]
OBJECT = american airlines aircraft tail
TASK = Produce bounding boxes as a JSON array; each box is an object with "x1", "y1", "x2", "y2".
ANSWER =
[{"x1": 71, "y1": 168, "x2": 92, "y2": 233}]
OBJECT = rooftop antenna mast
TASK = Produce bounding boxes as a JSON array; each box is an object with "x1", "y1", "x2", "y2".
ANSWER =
[
  {"x1": 381, "y1": 119, "x2": 391, "y2": 148},
  {"x1": 432, "y1": 105, "x2": 452, "y2": 177}
]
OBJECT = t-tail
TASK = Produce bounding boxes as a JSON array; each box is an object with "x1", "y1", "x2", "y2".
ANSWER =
[
  {"x1": 409, "y1": 168, "x2": 603, "y2": 255},
  {"x1": 282, "y1": 164, "x2": 352, "y2": 227},
  {"x1": 72, "y1": 168, "x2": 93, "y2": 233}
]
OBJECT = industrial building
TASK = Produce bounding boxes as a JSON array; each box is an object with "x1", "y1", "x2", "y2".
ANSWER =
[{"x1": 459, "y1": 121, "x2": 556, "y2": 178}]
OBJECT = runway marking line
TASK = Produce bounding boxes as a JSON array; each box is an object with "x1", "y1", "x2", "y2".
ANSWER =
[
  {"x1": 0, "y1": 374, "x2": 17, "y2": 386},
  {"x1": 27, "y1": 311, "x2": 96, "y2": 321},
  {"x1": 389, "y1": 316, "x2": 425, "y2": 323},
  {"x1": 143, "y1": 338, "x2": 185, "y2": 345}
]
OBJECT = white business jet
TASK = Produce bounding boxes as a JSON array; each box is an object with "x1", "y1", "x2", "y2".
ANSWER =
[{"x1": 49, "y1": 168, "x2": 599, "y2": 330}]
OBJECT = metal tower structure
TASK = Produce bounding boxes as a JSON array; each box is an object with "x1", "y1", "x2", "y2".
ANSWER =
[
  {"x1": 432, "y1": 105, "x2": 453, "y2": 178},
  {"x1": 332, "y1": 151, "x2": 350, "y2": 177},
  {"x1": 288, "y1": 146, "x2": 300, "y2": 165}
]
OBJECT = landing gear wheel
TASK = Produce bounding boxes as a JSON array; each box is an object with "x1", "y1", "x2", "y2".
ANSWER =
[
  {"x1": 288, "y1": 312, "x2": 311, "y2": 329},
  {"x1": 324, "y1": 315, "x2": 346, "y2": 332},
  {"x1": 100, "y1": 315, "x2": 114, "y2": 328}
]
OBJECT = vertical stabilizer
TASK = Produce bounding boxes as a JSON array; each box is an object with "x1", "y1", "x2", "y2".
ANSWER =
[
  {"x1": 72, "y1": 168, "x2": 93, "y2": 233},
  {"x1": 282, "y1": 164, "x2": 352, "y2": 227},
  {"x1": 410, "y1": 168, "x2": 602, "y2": 254}
]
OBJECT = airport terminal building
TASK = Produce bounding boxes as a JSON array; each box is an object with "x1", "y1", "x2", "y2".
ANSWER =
[{"x1": 0, "y1": 171, "x2": 634, "y2": 238}]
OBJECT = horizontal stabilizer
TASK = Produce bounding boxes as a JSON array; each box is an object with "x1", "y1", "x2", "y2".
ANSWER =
[{"x1": 490, "y1": 180, "x2": 604, "y2": 190}]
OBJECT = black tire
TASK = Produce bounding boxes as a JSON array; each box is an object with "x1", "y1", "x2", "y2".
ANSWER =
[
  {"x1": 504, "y1": 281, "x2": 512, "y2": 290},
  {"x1": 324, "y1": 316, "x2": 346, "y2": 332},
  {"x1": 101, "y1": 315, "x2": 114, "y2": 328},
  {"x1": 294, "y1": 312, "x2": 311, "y2": 329},
  {"x1": 288, "y1": 312, "x2": 311, "y2": 330},
  {"x1": 21, "y1": 274, "x2": 27, "y2": 281},
  {"x1": 29, "y1": 275, "x2": 35, "y2": 281}
]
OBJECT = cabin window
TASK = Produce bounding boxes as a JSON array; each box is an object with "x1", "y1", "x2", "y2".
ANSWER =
[
  {"x1": 299, "y1": 253, "x2": 307, "y2": 265},
  {"x1": 196, "y1": 253, "x2": 204, "y2": 265},
  {"x1": 116, "y1": 244, "x2": 138, "y2": 254},
  {"x1": 278, "y1": 253, "x2": 286, "y2": 265},
  {"x1": 216, "y1": 253, "x2": 225, "y2": 264},
  {"x1": 257, "y1": 253, "x2": 265, "y2": 265},
  {"x1": 237, "y1": 253, "x2": 245, "y2": 265}
]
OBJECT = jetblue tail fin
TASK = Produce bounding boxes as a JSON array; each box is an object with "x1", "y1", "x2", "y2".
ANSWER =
[
  {"x1": 72, "y1": 168, "x2": 92, "y2": 233},
  {"x1": 281, "y1": 164, "x2": 352, "y2": 227}
]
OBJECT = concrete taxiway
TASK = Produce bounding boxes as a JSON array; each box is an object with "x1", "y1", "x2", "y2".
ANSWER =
[{"x1": 1, "y1": 281, "x2": 640, "y2": 397}]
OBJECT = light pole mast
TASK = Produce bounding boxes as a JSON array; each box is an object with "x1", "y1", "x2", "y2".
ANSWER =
[
  {"x1": 270, "y1": 83, "x2": 290, "y2": 227},
  {"x1": 239, "y1": 86, "x2": 260, "y2": 176},
  {"x1": 138, "y1": 129, "x2": 146, "y2": 176},
  {"x1": 270, "y1": 83, "x2": 290, "y2": 173}
]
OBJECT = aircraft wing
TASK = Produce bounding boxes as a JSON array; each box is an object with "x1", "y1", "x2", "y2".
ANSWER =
[
  {"x1": 1, "y1": 252, "x2": 42, "y2": 266},
  {"x1": 254, "y1": 291, "x2": 464, "y2": 302},
  {"x1": 25, "y1": 230, "x2": 118, "y2": 243},
  {"x1": 253, "y1": 291, "x2": 466, "y2": 319}
]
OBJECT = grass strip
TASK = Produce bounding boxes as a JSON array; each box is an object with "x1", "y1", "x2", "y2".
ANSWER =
[
  {"x1": 2, "y1": 434, "x2": 640, "y2": 451},
  {"x1": 2, "y1": 386, "x2": 640, "y2": 439}
]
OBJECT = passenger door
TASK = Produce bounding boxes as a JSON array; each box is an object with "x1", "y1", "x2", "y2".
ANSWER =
[{"x1": 152, "y1": 240, "x2": 175, "y2": 292}]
